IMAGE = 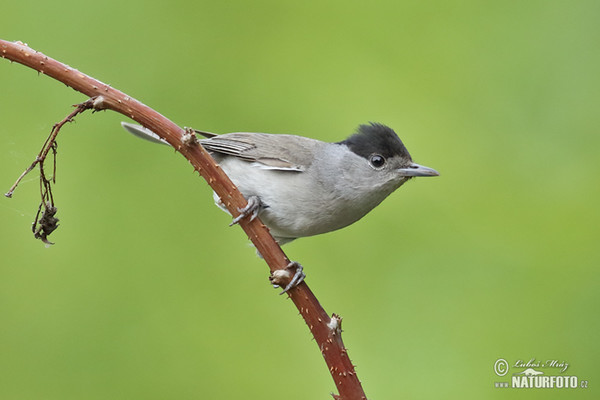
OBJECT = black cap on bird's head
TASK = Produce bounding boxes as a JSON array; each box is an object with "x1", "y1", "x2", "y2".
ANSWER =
[
  {"x1": 340, "y1": 123, "x2": 412, "y2": 161},
  {"x1": 340, "y1": 122, "x2": 439, "y2": 177}
]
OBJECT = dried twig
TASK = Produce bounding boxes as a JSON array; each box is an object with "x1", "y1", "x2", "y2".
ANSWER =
[
  {"x1": 1, "y1": 39, "x2": 367, "y2": 399},
  {"x1": 5, "y1": 98, "x2": 96, "y2": 243}
]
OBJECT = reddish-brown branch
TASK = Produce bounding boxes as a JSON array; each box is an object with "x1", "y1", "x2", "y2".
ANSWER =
[{"x1": 1, "y1": 39, "x2": 366, "y2": 399}]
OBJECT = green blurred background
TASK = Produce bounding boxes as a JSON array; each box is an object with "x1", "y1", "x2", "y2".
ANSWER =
[{"x1": 1, "y1": 1, "x2": 598, "y2": 399}]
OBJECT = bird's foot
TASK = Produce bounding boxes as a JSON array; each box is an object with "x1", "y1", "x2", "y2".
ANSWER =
[
  {"x1": 270, "y1": 261, "x2": 305, "y2": 294},
  {"x1": 230, "y1": 196, "x2": 262, "y2": 226}
]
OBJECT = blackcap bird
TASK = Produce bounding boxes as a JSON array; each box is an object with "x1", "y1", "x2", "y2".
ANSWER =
[{"x1": 122, "y1": 122, "x2": 439, "y2": 291}]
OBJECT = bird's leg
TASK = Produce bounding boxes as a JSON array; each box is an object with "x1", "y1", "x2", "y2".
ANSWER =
[
  {"x1": 229, "y1": 195, "x2": 263, "y2": 226},
  {"x1": 270, "y1": 261, "x2": 305, "y2": 294}
]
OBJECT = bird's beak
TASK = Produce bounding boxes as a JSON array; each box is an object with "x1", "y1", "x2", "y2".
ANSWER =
[{"x1": 397, "y1": 163, "x2": 440, "y2": 177}]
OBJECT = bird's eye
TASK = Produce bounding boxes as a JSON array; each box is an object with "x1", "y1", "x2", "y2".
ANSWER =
[{"x1": 369, "y1": 154, "x2": 386, "y2": 169}]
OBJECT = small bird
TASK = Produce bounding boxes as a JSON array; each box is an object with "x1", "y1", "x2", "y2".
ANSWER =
[{"x1": 122, "y1": 122, "x2": 439, "y2": 291}]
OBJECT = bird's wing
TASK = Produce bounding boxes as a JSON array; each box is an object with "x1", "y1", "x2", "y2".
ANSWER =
[
  {"x1": 121, "y1": 123, "x2": 318, "y2": 172},
  {"x1": 201, "y1": 132, "x2": 320, "y2": 171}
]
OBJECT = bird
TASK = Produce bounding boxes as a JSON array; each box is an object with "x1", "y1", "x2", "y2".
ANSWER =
[{"x1": 122, "y1": 121, "x2": 439, "y2": 291}]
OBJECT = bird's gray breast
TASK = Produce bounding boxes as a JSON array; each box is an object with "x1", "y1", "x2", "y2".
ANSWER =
[{"x1": 213, "y1": 140, "x2": 395, "y2": 240}]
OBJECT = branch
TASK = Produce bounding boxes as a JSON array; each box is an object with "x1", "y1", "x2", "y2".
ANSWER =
[{"x1": 1, "y1": 39, "x2": 366, "y2": 400}]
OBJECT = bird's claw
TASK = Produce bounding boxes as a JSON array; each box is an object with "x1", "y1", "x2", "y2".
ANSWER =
[
  {"x1": 270, "y1": 261, "x2": 305, "y2": 294},
  {"x1": 230, "y1": 195, "x2": 262, "y2": 226}
]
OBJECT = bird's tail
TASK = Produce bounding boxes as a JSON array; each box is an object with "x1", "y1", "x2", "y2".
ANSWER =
[
  {"x1": 121, "y1": 122, "x2": 218, "y2": 145},
  {"x1": 121, "y1": 122, "x2": 171, "y2": 145}
]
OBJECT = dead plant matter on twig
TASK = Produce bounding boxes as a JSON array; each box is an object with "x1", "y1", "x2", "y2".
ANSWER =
[{"x1": 5, "y1": 98, "x2": 96, "y2": 244}]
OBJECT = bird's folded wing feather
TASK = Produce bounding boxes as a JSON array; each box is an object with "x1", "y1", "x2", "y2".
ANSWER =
[
  {"x1": 201, "y1": 133, "x2": 319, "y2": 171},
  {"x1": 121, "y1": 123, "x2": 318, "y2": 172}
]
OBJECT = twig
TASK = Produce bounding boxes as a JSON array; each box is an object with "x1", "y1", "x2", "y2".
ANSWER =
[
  {"x1": 5, "y1": 99, "x2": 94, "y2": 198},
  {"x1": 1, "y1": 39, "x2": 367, "y2": 399},
  {"x1": 6, "y1": 98, "x2": 96, "y2": 243}
]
